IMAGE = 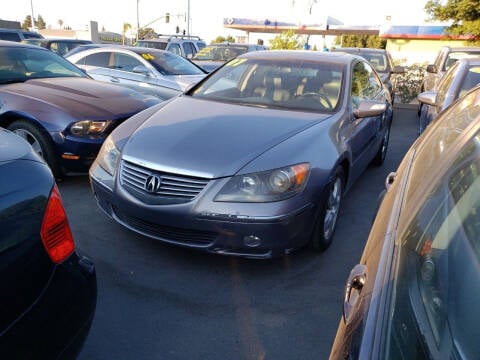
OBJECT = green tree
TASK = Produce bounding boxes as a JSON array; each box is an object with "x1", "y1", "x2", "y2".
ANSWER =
[
  {"x1": 36, "y1": 15, "x2": 46, "y2": 30},
  {"x1": 58, "y1": 19, "x2": 64, "y2": 29},
  {"x1": 138, "y1": 27, "x2": 156, "y2": 40},
  {"x1": 211, "y1": 35, "x2": 235, "y2": 44},
  {"x1": 21, "y1": 15, "x2": 32, "y2": 30},
  {"x1": 425, "y1": 0, "x2": 480, "y2": 44},
  {"x1": 269, "y1": 30, "x2": 303, "y2": 50},
  {"x1": 335, "y1": 35, "x2": 386, "y2": 48}
]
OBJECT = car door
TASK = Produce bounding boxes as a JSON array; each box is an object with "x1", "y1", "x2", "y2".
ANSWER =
[{"x1": 346, "y1": 60, "x2": 387, "y2": 172}]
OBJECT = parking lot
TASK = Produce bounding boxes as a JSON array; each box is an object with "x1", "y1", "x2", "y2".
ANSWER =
[{"x1": 59, "y1": 105, "x2": 418, "y2": 360}]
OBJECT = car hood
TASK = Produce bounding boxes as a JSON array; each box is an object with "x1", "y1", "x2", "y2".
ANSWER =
[
  {"x1": 191, "y1": 60, "x2": 223, "y2": 72},
  {"x1": 164, "y1": 74, "x2": 206, "y2": 90},
  {"x1": 122, "y1": 96, "x2": 329, "y2": 178},
  {"x1": 0, "y1": 128, "x2": 36, "y2": 162},
  {"x1": 2, "y1": 77, "x2": 153, "y2": 119}
]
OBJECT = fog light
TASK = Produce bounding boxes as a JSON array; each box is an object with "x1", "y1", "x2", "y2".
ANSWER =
[{"x1": 243, "y1": 235, "x2": 261, "y2": 247}]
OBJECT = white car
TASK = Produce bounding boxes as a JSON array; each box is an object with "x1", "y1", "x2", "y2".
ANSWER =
[{"x1": 66, "y1": 45, "x2": 207, "y2": 100}]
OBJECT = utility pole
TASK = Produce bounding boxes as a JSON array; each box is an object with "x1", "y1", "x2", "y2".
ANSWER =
[
  {"x1": 136, "y1": 0, "x2": 140, "y2": 41},
  {"x1": 30, "y1": 0, "x2": 35, "y2": 30},
  {"x1": 186, "y1": 0, "x2": 191, "y2": 36}
]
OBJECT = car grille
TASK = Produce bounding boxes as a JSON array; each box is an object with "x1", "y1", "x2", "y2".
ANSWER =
[
  {"x1": 120, "y1": 160, "x2": 210, "y2": 204},
  {"x1": 113, "y1": 206, "x2": 217, "y2": 246}
]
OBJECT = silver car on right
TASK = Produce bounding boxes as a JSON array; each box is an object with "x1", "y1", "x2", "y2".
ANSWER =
[{"x1": 417, "y1": 57, "x2": 480, "y2": 134}]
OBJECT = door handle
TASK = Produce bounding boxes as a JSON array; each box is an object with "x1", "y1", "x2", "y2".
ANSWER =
[
  {"x1": 110, "y1": 77, "x2": 120, "y2": 83},
  {"x1": 343, "y1": 264, "x2": 367, "y2": 323}
]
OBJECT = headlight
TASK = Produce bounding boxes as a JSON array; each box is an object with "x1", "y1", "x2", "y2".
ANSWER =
[
  {"x1": 215, "y1": 163, "x2": 310, "y2": 202},
  {"x1": 96, "y1": 136, "x2": 120, "y2": 176},
  {"x1": 70, "y1": 120, "x2": 111, "y2": 135}
]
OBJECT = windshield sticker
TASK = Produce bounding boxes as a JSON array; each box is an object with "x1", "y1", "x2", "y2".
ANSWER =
[
  {"x1": 141, "y1": 53, "x2": 155, "y2": 60},
  {"x1": 225, "y1": 58, "x2": 247, "y2": 67}
]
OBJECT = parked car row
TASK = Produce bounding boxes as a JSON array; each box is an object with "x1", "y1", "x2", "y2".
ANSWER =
[
  {"x1": 4, "y1": 34, "x2": 479, "y2": 358},
  {"x1": 418, "y1": 56, "x2": 480, "y2": 134}
]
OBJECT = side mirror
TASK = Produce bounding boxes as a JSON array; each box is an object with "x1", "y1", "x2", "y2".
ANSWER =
[
  {"x1": 392, "y1": 65, "x2": 405, "y2": 74},
  {"x1": 417, "y1": 91, "x2": 438, "y2": 106},
  {"x1": 353, "y1": 100, "x2": 387, "y2": 118},
  {"x1": 132, "y1": 65, "x2": 151, "y2": 76},
  {"x1": 426, "y1": 64, "x2": 437, "y2": 73}
]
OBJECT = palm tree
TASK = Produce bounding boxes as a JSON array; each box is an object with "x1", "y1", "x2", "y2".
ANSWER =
[
  {"x1": 123, "y1": 22, "x2": 131, "y2": 45},
  {"x1": 58, "y1": 19, "x2": 64, "y2": 29}
]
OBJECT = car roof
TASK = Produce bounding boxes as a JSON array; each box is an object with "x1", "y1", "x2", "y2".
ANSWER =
[
  {"x1": 239, "y1": 49, "x2": 357, "y2": 65},
  {"x1": 333, "y1": 47, "x2": 388, "y2": 54},
  {"x1": 0, "y1": 39, "x2": 49, "y2": 50},
  {"x1": 70, "y1": 44, "x2": 173, "y2": 55}
]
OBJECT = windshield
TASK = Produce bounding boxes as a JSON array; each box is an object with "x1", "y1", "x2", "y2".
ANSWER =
[
  {"x1": 136, "y1": 41, "x2": 167, "y2": 50},
  {"x1": 0, "y1": 46, "x2": 87, "y2": 84},
  {"x1": 136, "y1": 51, "x2": 205, "y2": 76},
  {"x1": 193, "y1": 45, "x2": 248, "y2": 61},
  {"x1": 383, "y1": 91, "x2": 480, "y2": 359},
  {"x1": 190, "y1": 58, "x2": 344, "y2": 112}
]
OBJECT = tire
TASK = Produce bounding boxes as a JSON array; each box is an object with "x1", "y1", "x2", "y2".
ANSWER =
[
  {"x1": 372, "y1": 124, "x2": 391, "y2": 166},
  {"x1": 8, "y1": 120, "x2": 62, "y2": 177},
  {"x1": 310, "y1": 167, "x2": 344, "y2": 251}
]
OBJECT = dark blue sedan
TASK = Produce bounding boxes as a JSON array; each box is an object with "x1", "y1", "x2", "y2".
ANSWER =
[
  {"x1": 0, "y1": 128, "x2": 96, "y2": 358},
  {"x1": 90, "y1": 50, "x2": 393, "y2": 258},
  {"x1": 0, "y1": 40, "x2": 159, "y2": 178}
]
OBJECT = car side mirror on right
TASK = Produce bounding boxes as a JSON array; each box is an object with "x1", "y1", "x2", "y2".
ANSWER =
[
  {"x1": 132, "y1": 65, "x2": 151, "y2": 76},
  {"x1": 353, "y1": 100, "x2": 386, "y2": 119},
  {"x1": 417, "y1": 91, "x2": 438, "y2": 106},
  {"x1": 426, "y1": 64, "x2": 437, "y2": 73}
]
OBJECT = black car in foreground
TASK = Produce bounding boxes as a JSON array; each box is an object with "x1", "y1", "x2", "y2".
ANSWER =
[
  {"x1": 330, "y1": 85, "x2": 480, "y2": 359},
  {"x1": 0, "y1": 128, "x2": 97, "y2": 359}
]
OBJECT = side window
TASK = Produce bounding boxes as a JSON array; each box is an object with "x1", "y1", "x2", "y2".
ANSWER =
[
  {"x1": 458, "y1": 66, "x2": 480, "y2": 99},
  {"x1": 167, "y1": 43, "x2": 182, "y2": 56},
  {"x1": 114, "y1": 53, "x2": 143, "y2": 72},
  {"x1": 436, "y1": 65, "x2": 457, "y2": 105},
  {"x1": 182, "y1": 42, "x2": 196, "y2": 58},
  {"x1": 84, "y1": 52, "x2": 112, "y2": 67},
  {"x1": 0, "y1": 32, "x2": 21, "y2": 42},
  {"x1": 351, "y1": 61, "x2": 382, "y2": 108}
]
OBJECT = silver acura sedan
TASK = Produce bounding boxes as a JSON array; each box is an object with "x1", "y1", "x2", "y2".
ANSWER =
[
  {"x1": 89, "y1": 50, "x2": 393, "y2": 259},
  {"x1": 66, "y1": 45, "x2": 207, "y2": 100}
]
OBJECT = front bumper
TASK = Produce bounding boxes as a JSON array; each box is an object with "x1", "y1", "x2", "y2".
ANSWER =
[
  {"x1": 51, "y1": 132, "x2": 106, "y2": 174},
  {"x1": 90, "y1": 169, "x2": 317, "y2": 259}
]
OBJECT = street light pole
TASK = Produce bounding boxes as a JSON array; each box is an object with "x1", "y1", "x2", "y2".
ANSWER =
[
  {"x1": 186, "y1": 0, "x2": 190, "y2": 36},
  {"x1": 136, "y1": 0, "x2": 140, "y2": 41},
  {"x1": 30, "y1": 0, "x2": 35, "y2": 30}
]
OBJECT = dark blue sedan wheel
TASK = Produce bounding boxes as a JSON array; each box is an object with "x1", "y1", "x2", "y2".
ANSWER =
[
  {"x1": 8, "y1": 120, "x2": 61, "y2": 177},
  {"x1": 310, "y1": 167, "x2": 344, "y2": 251}
]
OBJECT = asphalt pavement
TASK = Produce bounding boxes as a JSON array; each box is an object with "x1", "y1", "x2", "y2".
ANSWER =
[{"x1": 59, "y1": 104, "x2": 419, "y2": 360}]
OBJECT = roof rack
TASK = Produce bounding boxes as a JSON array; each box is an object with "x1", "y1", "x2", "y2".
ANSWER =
[{"x1": 156, "y1": 34, "x2": 203, "y2": 41}]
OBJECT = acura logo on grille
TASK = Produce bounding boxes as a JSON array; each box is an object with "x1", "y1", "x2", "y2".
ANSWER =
[{"x1": 145, "y1": 175, "x2": 162, "y2": 193}]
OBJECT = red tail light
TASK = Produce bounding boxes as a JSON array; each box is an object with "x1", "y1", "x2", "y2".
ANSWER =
[{"x1": 40, "y1": 184, "x2": 75, "y2": 264}]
